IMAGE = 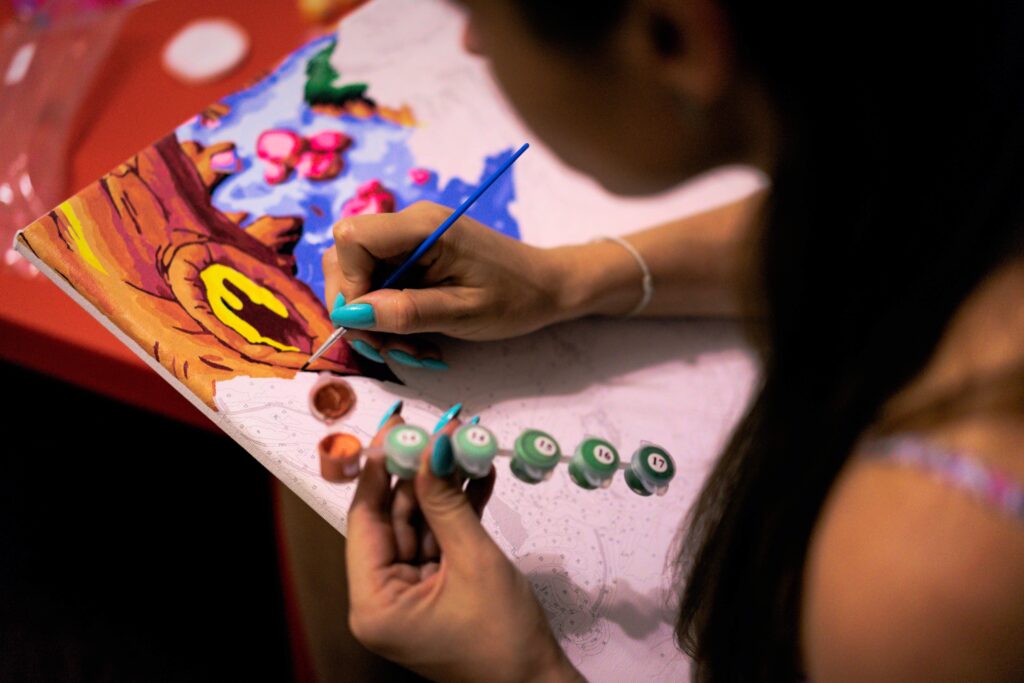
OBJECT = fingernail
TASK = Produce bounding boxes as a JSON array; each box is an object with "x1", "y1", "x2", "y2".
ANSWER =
[
  {"x1": 330, "y1": 303, "x2": 376, "y2": 329},
  {"x1": 432, "y1": 403, "x2": 463, "y2": 434},
  {"x1": 330, "y1": 294, "x2": 347, "y2": 327},
  {"x1": 420, "y1": 358, "x2": 449, "y2": 372},
  {"x1": 387, "y1": 349, "x2": 423, "y2": 368},
  {"x1": 431, "y1": 434, "x2": 455, "y2": 477},
  {"x1": 378, "y1": 400, "x2": 403, "y2": 430},
  {"x1": 469, "y1": 415, "x2": 480, "y2": 425},
  {"x1": 350, "y1": 339, "x2": 384, "y2": 363}
]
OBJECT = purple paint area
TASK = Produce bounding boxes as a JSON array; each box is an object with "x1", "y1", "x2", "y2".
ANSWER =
[{"x1": 176, "y1": 35, "x2": 521, "y2": 308}]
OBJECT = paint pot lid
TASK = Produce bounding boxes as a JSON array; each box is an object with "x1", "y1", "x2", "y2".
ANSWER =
[
  {"x1": 632, "y1": 444, "x2": 676, "y2": 482},
  {"x1": 514, "y1": 429, "x2": 561, "y2": 468},
  {"x1": 574, "y1": 437, "x2": 620, "y2": 474},
  {"x1": 384, "y1": 425, "x2": 429, "y2": 467},
  {"x1": 452, "y1": 424, "x2": 498, "y2": 460}
]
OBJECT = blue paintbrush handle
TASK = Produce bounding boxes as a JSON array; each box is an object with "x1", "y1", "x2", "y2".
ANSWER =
[{"x1": 378, "y1": 142, "x2": 529, "y2": 290}]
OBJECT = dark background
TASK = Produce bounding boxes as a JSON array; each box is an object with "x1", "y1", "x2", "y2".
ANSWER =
[{"x1": 0, "y1": 360, "x2": 294, "y2": 681}]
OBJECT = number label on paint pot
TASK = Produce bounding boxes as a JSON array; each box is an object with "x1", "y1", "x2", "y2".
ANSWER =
[
  {"x1": 397, "y1": 428, "x2": 425, "y2": 447},
  {"x1": 465, "y1": 427, "x2": 492, "y2": 447},
  {"x1": 534, "y1": 436, "x2": 557, "y2": 456},
  {"x1": 647, "y1": 452, "x2": 669, "y2": 473},
  {"x1": 593, "y1": 444, "x2": 616, "y2": 465}
]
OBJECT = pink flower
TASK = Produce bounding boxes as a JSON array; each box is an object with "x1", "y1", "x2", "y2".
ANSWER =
[
  {"x1": 209, "y1": 149, "x2": 241, "y2": 173},
  {"x1": 307, "y1": 130, "x2": 351, "y2": 153},
  {"x1": 341, "y1": 179, "x2": 396, "y2": 217},
  {"x1": 263, "y1": 160, "x2": 290, "y2": 185},
  {"x1": 296, "y1": 151, "x2": 342, "y2": 181},
  {"x1": 408, "y1": 167, "x2": 430, "y2": 185},
  {"x1": 255, "y1": 128, "x2": 350, "y2": 183},
  {"x1": 256, "y1": 129, "x2": 303, "y2": 164}
]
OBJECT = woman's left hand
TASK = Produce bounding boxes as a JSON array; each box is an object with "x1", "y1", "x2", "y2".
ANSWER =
[{"x1": 345, "y1": 416, "x2": 583, "y2": 682}]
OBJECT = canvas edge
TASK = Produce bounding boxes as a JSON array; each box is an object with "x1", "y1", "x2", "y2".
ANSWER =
[{"x1": 12, "y1": 230, "x2": 349, "y2": 537}]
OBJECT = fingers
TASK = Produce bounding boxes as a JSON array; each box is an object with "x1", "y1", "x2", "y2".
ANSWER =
[
  {"x1": 322, "y1": 245, "x2": 345, "y2": 311},
  {"x1": 411, "y1": 416, "x2": 463, "y2": 562},
  {"x1": 346, "y1": 453, "x2": 398, "y2": 596},
  {"x1": 413, "y1": 434, "x2": 495, "y2": 562},
  {"x1": 419, "y1": 527, "x2": 439, "y2": 562},
  {"x1": 323, "y1": 202, "x2": 481, "y2": 339},
  {"x1": 466, "y1": 467, "x2": 497, "y2": 519},
  {"x1": 344, "y1": 331, "x2": 448, "y2": 371},
  {"x1": 390, "y1": 479, "x2": 420, "y2": 563},
  {"x1": 419, "y1": 561, "x2": 440, "y2": 581},
  {"x1": 348, "y1": 452, "x2": 393, "y2": 536},
  {"x1": 371, "y1": 404, "x2": 404, "y2": 448},
  {"x1": 342, "y1": 330, "x2": 389, "y2": 365},
  {"x1": 338, "y1": 285, "x2": 478, "y2": 336},
  {"x1": 380, "y1": 408, "x2": 457, "y2": 565},
  {"x1": 418, "y1": 470, "x2": 484, "y2": 561},
  {"x1": 347, "y1": 407, "x2": 408, "y2": 596},
  {"x1": 363, "y1": 404, "x2": 495, "y2": 574},
  {"x1": 329, "y1": 202, "x2": 451, "y2": 301}
]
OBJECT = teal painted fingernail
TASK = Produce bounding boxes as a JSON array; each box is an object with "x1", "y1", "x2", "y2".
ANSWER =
[
  {"x1": 420, "y1": 358, "x2": 449, "y2": 371},
  {"x1": 378, "y1": 400, "x2": 403, "y2": 430},
  {"x1": 431, "y1": 434, "x2": 455, "y2": 477},
  {"x1": 350, "y1": 339, "x2": 384, "y2": 363},
  {"x1": 330, "y1": 303, "x2": 376, "y2": 329},
  {"x1": 387, "y1": 349, "x2": 423, "y2": 368},
  {"x1": 432, "y1": 403, "x2": 463, "y2": 434},
  {"x1": 469, "y1": 415, "x2": 480, "y2": 425},
  {"x1": 330, "y1": 293, "x2": 346, "y2": 328}
]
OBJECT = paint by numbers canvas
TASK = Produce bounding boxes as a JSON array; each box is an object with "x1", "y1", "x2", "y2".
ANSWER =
[{"x1": 14, "y1": 1, "x2": 766, "y2": 679}]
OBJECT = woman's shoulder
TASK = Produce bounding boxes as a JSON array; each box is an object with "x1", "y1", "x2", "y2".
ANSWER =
[
  {"x1": 800, "y1": 257, "x2": 1024, "y2": 682},
  {"x1": 800, "y1": 421, "x2": 1024, "y2": 682}
]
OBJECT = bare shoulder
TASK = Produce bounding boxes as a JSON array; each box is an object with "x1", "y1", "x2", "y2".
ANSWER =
[
  {"x1": 800, "y1": 417, "x2": 1024, "y2": 682},
  {"x1": 801, "y1": 255, "x2": 1024, "y2": 681}
]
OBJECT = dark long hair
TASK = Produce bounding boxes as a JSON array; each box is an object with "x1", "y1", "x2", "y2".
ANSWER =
[{"x1": 516, "y1": 1, "x2": 1024, "y2": 680}]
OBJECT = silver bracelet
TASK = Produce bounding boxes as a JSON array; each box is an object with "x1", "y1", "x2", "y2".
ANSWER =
[{"x1": 594, "y1": 235, "x2": 653, "y2": 318}]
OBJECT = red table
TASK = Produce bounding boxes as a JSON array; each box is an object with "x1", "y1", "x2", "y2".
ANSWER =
[{"x1": 0, "y1": 0, "x2": 352, "y2": 431}]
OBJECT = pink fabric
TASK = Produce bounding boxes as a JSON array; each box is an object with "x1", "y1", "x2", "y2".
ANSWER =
[{"x1": 864, "y1": 434, "x2": 1024, "y2": 521}]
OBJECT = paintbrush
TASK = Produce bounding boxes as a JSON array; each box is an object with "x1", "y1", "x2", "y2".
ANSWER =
[{"x1": 301, "y1": 142, "x2": 529, "y2": 371}]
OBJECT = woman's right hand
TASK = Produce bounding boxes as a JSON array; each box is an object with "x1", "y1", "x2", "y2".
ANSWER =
[{"x1": 322, "y1": 201, "x2": 582, "y2": 363}]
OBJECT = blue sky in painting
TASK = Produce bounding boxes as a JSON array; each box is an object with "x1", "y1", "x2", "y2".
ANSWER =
[{"x1": 176, "y1": 35, "x2": 519, "y2": 306}]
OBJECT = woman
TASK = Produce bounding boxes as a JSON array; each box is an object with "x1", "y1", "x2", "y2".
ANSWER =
[{"x1": 319, "y1": 0, "x2": 1024, "y2": 680}]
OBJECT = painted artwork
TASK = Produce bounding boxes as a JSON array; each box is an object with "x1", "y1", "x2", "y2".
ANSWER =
[
  {"x1": 15, "y1": 34, "x2": 522, "y2": 410},
  {"x1": 176, "y1": 35, "x2": 521, "y2": 314}
]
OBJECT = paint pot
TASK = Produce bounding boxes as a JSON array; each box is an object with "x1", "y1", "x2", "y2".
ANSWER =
[
  {"x1": 319, "y1": 432, "x2": 362, "y2": 482},
  {"x1": 383, "y1": 424, "x2": 429, "y2": 479},
  {"x1": 568, "y1": 437, "x2": 620, "y2": 490},
  {"x1": 308, "y1": 376, "x2": 355, "y2": 424},
  {"x1": 451, "y1": 424, "x2": 498, "y2": 478},
  {"x1": 624, "y1": 443, "x2": 676, "y2": 496},
  {"x1": 510, "y1": 429, "x2": 561, "y2": 484}
]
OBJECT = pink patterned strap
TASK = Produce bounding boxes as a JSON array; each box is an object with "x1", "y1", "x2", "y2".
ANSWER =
[{"x1": 864, "y1": 434, "x2": 1024, "y2": 522}]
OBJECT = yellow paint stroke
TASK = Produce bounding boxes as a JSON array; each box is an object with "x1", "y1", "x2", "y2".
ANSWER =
[
  {"x1": 59, "y1": 201, "x2": 108, "y2": 275},
  {"x1": 200, "y1": 263, "x2": 299, "y2": 352}
]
